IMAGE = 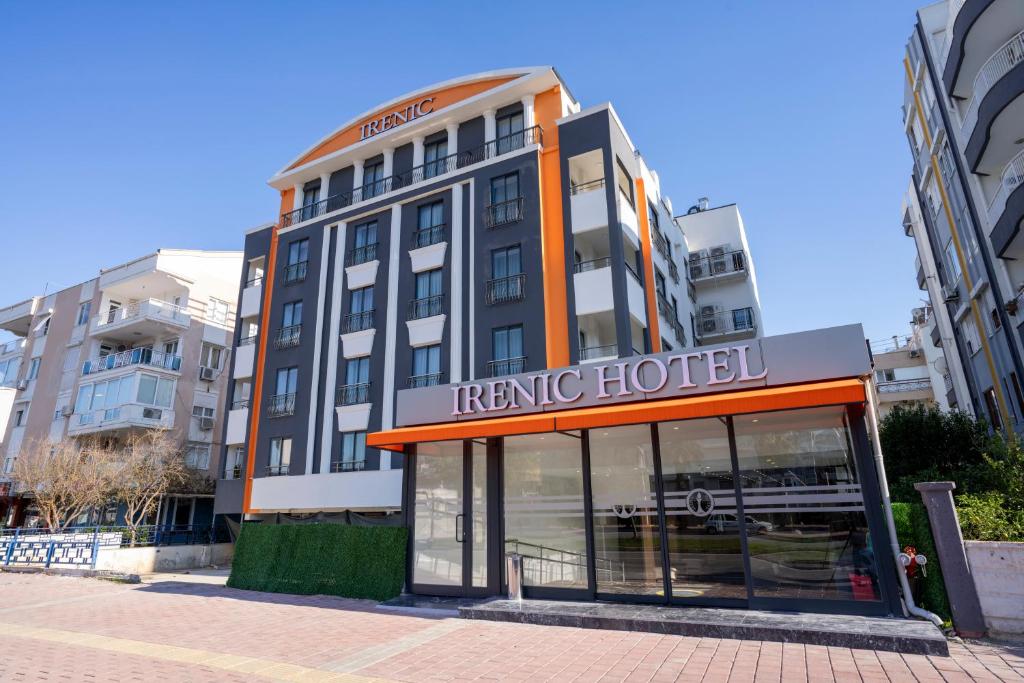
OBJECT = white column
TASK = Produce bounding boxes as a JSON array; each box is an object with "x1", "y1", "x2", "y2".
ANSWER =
[
  {"x1": 380, "y1": 205, "x2": 403, "y2": 438},
  {"x1": 382, "y1": 147, "x2": 394, "y2": 179},
  {"x1": 450, "y1": 183, "x2": 463, "y2": 383},
  {"x1": 305, "y1": 227, "x2": 332, "y2": 475},
  {"x1": 352, "y1": 159, "x2": 364, "y2": 193},
  {"x1": 319, "y1": 172, "x2": 331, "y2": 201},
  {"x1": 446, "y1": 123, "x2": 458, "y2": 157},
  {"x1": 292, "y1": 183, "x2": 304, "y2": 211},
  {"x1": 412, "y1": 135, "x2": 425, "y2": 169},
  {"x1": 319, "y1": 222, "x2": 346, "y2": 476},
  {"x1": 483, "y1": 109, "x2": 497, "y2": 143},
  {"x1": 468, "y1": 178, "x2": 476, "y2": 379},
  {"x1": 521, "y1": 94, "x2": 535, "y2": 129}
]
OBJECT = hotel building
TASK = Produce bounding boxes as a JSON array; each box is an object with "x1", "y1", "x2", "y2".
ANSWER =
[
  {"x1": 215, "y1": 67, "x2": 763, "y2": 521},
  {"x1": 0, "y1": 250, "x2": 242, "y2": 528},
  {"x1": 901, "y1": 0, "x2": 1024, "y2": 431}
]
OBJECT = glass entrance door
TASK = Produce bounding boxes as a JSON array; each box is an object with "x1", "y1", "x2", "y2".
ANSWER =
[{"x1": 411, "y1": 440, "x2": 492, "y2": 596}]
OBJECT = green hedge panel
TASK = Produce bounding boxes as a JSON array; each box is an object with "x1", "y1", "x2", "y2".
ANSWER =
[
  {"x1": 227, "y1": 523, "x2": 407, "y2": 601},
  {"x1": 890, "y1": 501, "x2": 951, "y2": 622}
]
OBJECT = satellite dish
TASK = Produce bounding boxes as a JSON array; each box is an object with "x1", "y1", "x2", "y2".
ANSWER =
[{"x1": 932, "y1": 356, "x2": 948, "y2": 374}]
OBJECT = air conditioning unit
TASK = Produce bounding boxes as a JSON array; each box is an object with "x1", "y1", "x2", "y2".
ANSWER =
[
  {"x1": 942, "y1": 284, "x2": 960, "y2": 302},
  {"x1": 701, "y1": 317, "x2": 719, "y2": 333},
  {"x1": 61, "y1": 405, "x2": 74, "y2": 418},
  {"x1": 199, "y1": 416, "x2": 215, "y2": 431},
  {"x1": 688, "y1": 251, "x2": 706, "y2": 280},
  {"x1": 699, "y1": 304, "x2": 720, "y2": 319},
  {"x1": 142, "y1": 407, "x2": 163, "y2": 420},
  {"x1": 709, "y1": 245, "x2": 728, "y2": 274},
  {"x1": 199, "y1": 366, "x2": 217, "y2": 382},
  {"x1": 16, "y1": 379, "x2": 28, "y2": 391}
]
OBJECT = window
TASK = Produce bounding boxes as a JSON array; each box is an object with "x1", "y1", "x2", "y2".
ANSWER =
[
  {"x1": 350, "y1": 221, "x2": 378, "y2": 264},
  {"x1": 200, "y1": 342, "x2": 223, "y2": 370},
  {"x1": 232, "y1": 380, "x2": 251, "y2": 408},
  {"x1": 247, "y1": 257, "x2": 265, "y2": 286},
  {"x1": 495, "y1": 110, "x2": 525, "y2": 153},
  {"x1": 345, "y1": 357, "x2": 370, "y2": 386},
  {"x1": 285, "y1": 238, "x2": 309, "y2": 283},
  {"x1": 302, "y1": 185, "x2": 320, "y2": 209},
  {"x1": 983, "y1": 388, "x2": 1003, "y2": 432},
  {"x1": 411, "y1": 345, "x2": 441, "y2": 385},
  {"x1": 337, "y1": 432, "x2": 367, "y2": 471},
  {"x1": 944, "y1": 238, "x2": 962, "y2": 285},
  {"x1": 276, "y1": 367, "x2": 298, "y2": 396},
  {"x1": 162, "y1": 339, "x2": 179, "y2": 358},
  {"x1": 224, "y1": 447, "x2": 245, "y2": 479},
  {"x1": 732, "y1": 308, "x2": 754, "y2": 330},
  {"x1": 615, "y1": 159, "x2": 634, "y2": 207},
  {"x1": 362, "y1": 161, "x2": 384, "y2": 197},
  {"x1": 191, "y1": 405, "x2": 215, "y2": 419},
  {"x1": 269, "y1": 437, "x2": 292, "y2": 475},
  {"x1": 414, "y1": 269, "x2": 443, "y2": 299},
  {"x1": 37, "y1": 317, "x2": 50, "y2": 337},
  {"x1": 14, "y1": 410, "x2": 24, "y2": 427},
  {"x1": 487, "y1": 172, "x2": 523, "y2": 227},
  {"x1": 76, "y1": 302, "x2": 91, "y2": 326},
  {"x1": 875, "y1": 368, "x2": 896, "y2": 383},
  {"x1": 136, "y1": 374, "x2": 174, "y2": 407},
  {"x1": 490, "y1": 172, "x2": 520, "y2": 205},
  {"x1": 962, "y1": 316, "x2": 982, "y2": 355},
  {"x1": 661, "y1": 338, "x2": 673, "y2": 352},
  {"x1": 26, "y1": 357, "x2": 40, "y2": 381},
  {"x1": 491, "y1": 324, "x2": 525, "y2": 376},
  {"x1": 491, "y1": 245, "x2": 522, "y2": 278},
  {"x1": 185, "y1": 444, "x2": 211, "y2": 470},
  {"x1": 655, "y1": 271, "x2": 667, "y2": 298},
  {"x1": 648, "y1": 202, "x2": 660, "y2": 233},
  {"x1": 423, "y1": 139, "x2": 448, "y2": 178},
  {"x1": 206, "y1": 298, "x2": 229, "y2": 325},
  {"x1": 62, "y1": 348, "x2": 80, "y2": 373},
  {"x1": 1011, "y1": 373, "x2": 1024, "y2": 420},
  {"x1": 351, "y1": 286, "x2": 374, "y2": 314},
  {"x1": 282, "y1": 301, "x2": 303, "y2": 327},
  {"x1": 991, "y1": 307, "x2": 1002, "y2": 331},
  {"x1": 417, "y1": 201, "x2": 444, "y2": 229}
]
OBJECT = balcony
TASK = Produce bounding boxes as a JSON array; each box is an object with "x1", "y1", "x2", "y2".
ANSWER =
[
  {"x1": 0, "y1": 338, "x2": 25, "y2": 358},
  {"x1": 342, "y1": 310, "x2": 375, "y2": 333},
  {"x1": 273, "y1": 324, "x2": 302, "y2": 350},
  {"x1": 963, "y1": 29, "x2": 1024, "y2": 171},
  {"x1": 411, "y1": 224, "x2": 445, "y2": 249},
  {"x1": 265, "y1": 465, "x2": 290, "y2": 477},
  {"x1": 332, "y1": 459, "x2": 367, "y2": 473},
  {"x1": 697, "y1": 307, "x2": 757, "y2": 343},
  {"x1": 573, "y1": 261, "x2": 614, "y2": 316},
  {"x1": 668, "y1": 260, "x2": 680, "y2": 284},
  {"x1": 487, "y1": 357, "x2": 526, "y2": 378},
  {"x1": 573, "y1": 257, "x2": 611, "y2": 274},
  {"x1": 240, "y1": 279, "x2": 262, "y2": 319},
  {"x1": 652, "y1": 231, "x2": 670, "y2": 262},
  {"x1": 408, "y1": 373, "x2": 441, "y2": 388},
  {"x1": 82, "y1": 349, "x2": 181, "y2": 377},
  {"x1": 68, "y1": 403, "x2": 174, "y2": 436},
  {"x1": 225, "y1": 406, "x2": 248, "y2": 445},
  {"x1": 280, "y1": 126, "x2": 544, "y2": 228},
  {"x1": 877, "y1": 378, "x2": 933, "y2": 397},
  {"x1": 688, "y1": 250, "x2": 748, "y2": 284},
  {"x1": 0, "y1": 297, "x2": 40, "y2": 336},
  {"x1": 283, "y1": 260, "x2": 308, "y2": 285},
  {"x1": 992, "y1": 149, "x2": 1024, "y2": 257},
  {"x1": 580, "y1": 344, "x2": 617, "y2": 362},
  {"x1": 408, "y1": 295, "x2": 443, "y2": 321},
  {"x1": 570, "y1": 180, "x2": 609, "y2": 234},
  {"x1": 266, "y1": 393, "x2": 296, "y2": 418},
  {"x1": 88, "y1": 299, "x2": 190, "y2": 341},
  {"x1": 990, "y1": 146, "x2": 1024, "y2": 225},
  {"x1": 347, "y1": 243, "x2": 378, "y2": 267},
  {"x1": 485, "y1": 274, "x2": 526, "y2": 305},
  {"x1": 336, "y1": 382, "x2": 370, "y2": 406},
  {"x1": 484, "y1": 197, "x2": 524, "y2": 228}
]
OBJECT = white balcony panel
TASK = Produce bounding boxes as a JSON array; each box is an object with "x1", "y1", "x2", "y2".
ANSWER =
[
  {"x1": 225, "y1": 407, "x2": 249, "y2": 445},
  {"x1": 573, "y1": 268, "x2": 615, "y2": 316},
  {"x1": 570, "y1": 189, "x2": 609, "y2": 234},
  {"x1": 250, "y1": 469, "x2": 403, "y2": 512},
  {"x1": 233, "y1": 344, "x2": 255, "y2": 379},
  {"x1": 91, "y1": 299, "x2": 190, "y2": 341},
  {"x1": 341, "y1": 329, "x2": 375, "y2": 359},
  {"x1": 406, "y1": 315, "x2": 445, "y2": 348},
  {"x1": 240, "y1": 285, "x2": 262, "y2": 319},
  {"x1": 345, "y1": 260, "x2": 378, "y2": 290},
  {"x1": 619, "y1": 198, "x2": 640, "y2": 246},
  {"x1": 0, "y1": 298, "x2": 40, "y2": 335},
  {"x1": 336, "y1": 403, "x2": 371, "y2": 432},
  {"x1": 626, "y1": 272, "x2": 648, "y2": 326},
  {"x1": 67, "y1": 404, "x2": 175, "y2": 436},
  {"x1": 409, "y1": 242, "x2": 447, "y2": 273}
]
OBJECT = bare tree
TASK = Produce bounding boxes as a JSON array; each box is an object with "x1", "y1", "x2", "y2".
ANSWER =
[
  {"x1": 108, "y1": 431, "x2": 189, "y2": 546},
  {"x1": 11, "y1": 437, "x2": 114, "y2": 531}
]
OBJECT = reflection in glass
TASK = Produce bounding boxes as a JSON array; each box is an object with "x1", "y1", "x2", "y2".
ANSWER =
[
  {"x1": 471, "y1": 441, "x2": 488, "y2": 588},
  {"x1": 413, "y1": 440, "x2": 463, "y2": 586},
  {"x1": 733, "y1": 407, "x2": 881, "y2": 601},
  {"x1": 657, "y1": 418, "x2": 746, "y2": 600},
  {"x1": 503, "y1": 432, "x2": 587, "y2": 588},
  {"x1": 589, "y1": 425, "x2": 663, "y2": 595}
]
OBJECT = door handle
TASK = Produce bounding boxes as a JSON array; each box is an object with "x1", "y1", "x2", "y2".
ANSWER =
[{"x1": 455, "y1": 513, "x2": 465, "y2": 543}]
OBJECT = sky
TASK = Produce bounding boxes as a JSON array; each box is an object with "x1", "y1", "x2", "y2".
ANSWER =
[{"x1": 0, "y1": 1, "x2": 927, "y2": 345}]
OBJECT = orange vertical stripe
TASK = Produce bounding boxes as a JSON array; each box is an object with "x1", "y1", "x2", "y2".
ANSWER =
[
  {"x1": 242, "y1": 218, "x2": 281, "y2": 514},
  {"x1": 535, "y1": 86, "x2": 570, "y2": 368},
  {"x1": 635, "y1": 177, "x2": 661, "y2": 353}
]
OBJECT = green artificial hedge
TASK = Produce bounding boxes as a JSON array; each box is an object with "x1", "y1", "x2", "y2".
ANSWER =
[
  {"x1": 227, "y1": 523, "x2": 407, "y2": 601},
  {"x1": 890, "y1": 501, "x2": 951, "y2": 623}
]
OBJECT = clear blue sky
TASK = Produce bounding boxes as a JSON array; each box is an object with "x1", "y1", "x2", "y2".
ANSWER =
[{"x1": 0, "y1": 1, "x2": 926, "y2": 344}]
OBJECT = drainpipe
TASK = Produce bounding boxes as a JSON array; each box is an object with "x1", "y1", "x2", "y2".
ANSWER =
[{"x1": 864, "y1": 375, "x2": 944, "y2": 627}]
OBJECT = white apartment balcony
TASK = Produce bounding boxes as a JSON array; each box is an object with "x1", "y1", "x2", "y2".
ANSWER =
[
  {"x1": 624, "y1": 263, "x2": 648, "y2": 327},
  {"x1": 697, "y1": 307, "x2": 757, "y2": 344},
  {"x1": 988, "y1": 147, "x2": 1024, "y2": 227},
  {"x1": 233, "y1": 337, "x2": 255, "y2": 379},
  {"x1": 573, "y1": 259, "x2": 615, "y2": 316},
  {"x1": 618, "y1": 193, "x2": 640, "y2": 243},
  {"x1": 688, "y1": 249, "x2": 749, "y2": 286},
  {"x1": 570, "y1": 180, "x2": 609, "y2": 234},
  {"x1": 240, "y1": 278, "x2": 263, "y2": 319},
  {"x1": 577, "y1": 310, "x2": 618, "y2": 364},
  {"x1": 0, "y1": 297, "x2": 40, "y2": 336},
  {"x1": 961, "y1": 30, "x2": 1024, "y2": 137},
  {"x1": 81, "y1": 348, "x2": 182, "y2": 377},
  {"x1": 90, "y1": 299, "x2": 190, "y2": 342},
  {"x1": 67, "y1": 402, "x2": 175, "y2": 436},
  {"x1": 225, "y1": 400, "x2": 249, "y2": 445},
  {"x1": 876, "y1": 378, "x2": 933, "y2": 400}
]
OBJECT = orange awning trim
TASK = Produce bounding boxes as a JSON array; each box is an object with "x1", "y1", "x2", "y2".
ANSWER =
[{"x1": 367, "y1": 379, "x2": 865, "y2": 450}]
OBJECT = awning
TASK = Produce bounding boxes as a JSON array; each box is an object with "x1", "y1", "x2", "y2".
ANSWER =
[{"x1": 368, "y1": 378, "x2": 866, "y2": 452}]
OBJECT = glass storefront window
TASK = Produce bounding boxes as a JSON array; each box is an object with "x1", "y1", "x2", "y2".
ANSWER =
[
  {"x1": 589, "y1": 424, "x2": 663, "y2": 596},
  {"x1": 657, "y1": 418, "x2": 746, "y2": 600},
  {"x1": 503, "y1": 432, "x2": 587, "y2": 589},
  {"x1": 413, "y1": 440, "x2": 464, "y2": 586},
  {"x1": 733, "y1": 407, "x2": 881, "y2": 602},
  {"x1": 470, "y1": 440, "x2": 487, "y2": 588}
]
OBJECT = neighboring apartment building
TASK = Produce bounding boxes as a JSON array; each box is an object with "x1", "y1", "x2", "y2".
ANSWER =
[
  {"x1": 214, "y1": 67, "x2": 763, "y2": 522},
  {"x1": 901, "y1": 0, "x2": 1024, "y2": 433},
  {"x1": 870, "y1": 307, "x2": 952, "y2": 418},
  {"x1": 0, "y1": 250, "x2": 243, "y2": 528}
]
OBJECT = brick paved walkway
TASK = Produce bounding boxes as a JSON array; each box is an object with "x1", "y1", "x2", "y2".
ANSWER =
[{"x1": 0, "y1": 573, "x2": 1022, "y2": 682}]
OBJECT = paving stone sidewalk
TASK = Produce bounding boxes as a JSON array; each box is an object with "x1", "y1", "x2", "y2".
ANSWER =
[{"x1": 0, "y1": 572, "x2": 1021, "y2": 682}]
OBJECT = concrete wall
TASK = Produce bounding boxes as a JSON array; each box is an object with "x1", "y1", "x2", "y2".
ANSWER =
[
  {"x1": 965, "y1": 540, "x2": 1024, "y2": 635},
  {"x1": 93, "y1": 542, "x2": 234, "y2": 574}
]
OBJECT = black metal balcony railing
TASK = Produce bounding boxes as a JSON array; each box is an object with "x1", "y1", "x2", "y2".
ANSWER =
[
  {"x1": 411, "y1": 224, "x2": 445, "y2": 249},
  {"x1": 279, "y1": 127, "x2": 544, "y2": 227},
  {"x1": 341, "y1": 310, "x2": 374, "y2": 334},
  {"x1": 238, "y1": 334, "x2": 257, "y2": 347},
  {"x1": 283, "y1": 260, "x2": 308, "y2": 284},
  {"x1": 652, "y1": 231, "x2": 670, "y2": 261},
  {"x1": 688, "y1": 250, "x2": 746, "y2": 281},
  {"x1": 245, "y1": 275, "x2": 263, "y2": 288},
  {"x1": 487, "y1": 356, "x2": 526, "y2": 378},
  {"x1": 671, "y1": 319, "x2": 687, "y2": 347},
  {"x1": 484, "y1": 196, "x2": 525, "y2": 228},
  {"x1": 408, "y1": 295, "x2": 443, "y2": 320},
  {"x1": 347, "y1": 243, "x2": 378, "y2": 267},
  {"x1": 265, "y1": 465, "x2": 290, "y2": 477},
  {"x1": 668, "y1": 260, "x2": 680, "y2": 284},
  {"x1": 698, "y1": 307, "x2": 756, "y2": 339},
  {"x1": 485, "y1": 274, "x2": 526, "y2": 304},
  {"x1": 570, "y1": 178, "x2": 605, "y2": 195},
  {"x1": 336, "y1": 382, "x2": 370, "y2": 406},
  {"x1": 686, "y1": 278, "x2": 697, "y2": 303},
  {"x1": 408, "y1": 373, "x2": 441, "y2": 388},
  {"x1": 580, "y1": 344, "x2": 617, "y2": 361},
  {"x1": 624, "y1": 260, "x2": 641, "y2": 283},
  {"x1": 573, "y1": 257, "x2": 611, "y2": 274},
  {"x1": 273, "y1": 324, "x2": 302, "y2": 349},
  {"x1": 231, "y1": 398, "x2": 250, "y2": 410},
  {"x1": 331, "y1": 459, "x2": 367, "y2": 473},
  {"x1": 266, "y1": 393, "x2": 296, "y2": 418},
  {"x1": 657, "y1": 293, "x2": 674, "y2": 320}
]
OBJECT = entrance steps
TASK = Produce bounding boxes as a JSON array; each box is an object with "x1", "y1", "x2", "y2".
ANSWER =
[{"x1": 458, "y1": 599, "x2": 948, "y2": 656}]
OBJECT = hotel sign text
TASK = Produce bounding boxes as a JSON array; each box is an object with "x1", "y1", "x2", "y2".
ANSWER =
[{"x1": 359, "y1": 97, "x2": 435, "y2": 141}]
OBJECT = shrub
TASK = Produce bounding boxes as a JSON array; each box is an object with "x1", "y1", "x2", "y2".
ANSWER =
[
  {"x1": 956, "y1": 492, "x2": 1024, "y2": 542},
  {"x1": 890, "y1": 501, "x2": 951, "y2": 622},
  {"x1": 879, "y1": 404, "x2": 989, "y2": 484},
  {"x1": 228, "y1": 523, "x2": 407, "y2": 601}
]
